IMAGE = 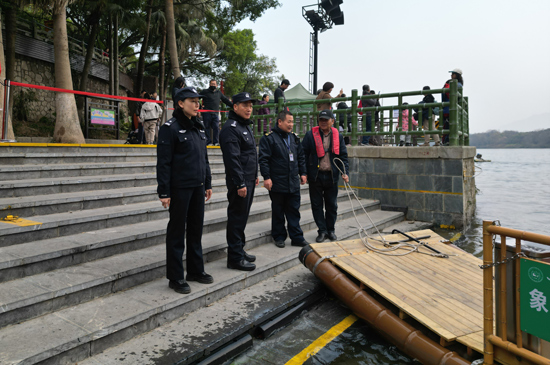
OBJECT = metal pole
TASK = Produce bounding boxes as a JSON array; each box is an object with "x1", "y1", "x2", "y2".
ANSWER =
[{"x1": 313, "y1": 28, "x2": 318, "y2": 93}]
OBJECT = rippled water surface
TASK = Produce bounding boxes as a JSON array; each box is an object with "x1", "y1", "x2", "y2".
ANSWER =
[{"x1": 451, "y1": 148, "x2": 550, "y2": 257}]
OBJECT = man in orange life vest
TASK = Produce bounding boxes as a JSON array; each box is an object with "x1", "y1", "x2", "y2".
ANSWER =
[{"x1": 302, "y1": 110, "x2": 349, "y2": 243}]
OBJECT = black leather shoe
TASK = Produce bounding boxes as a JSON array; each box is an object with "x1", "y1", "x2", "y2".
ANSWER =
[
  {"x1": 169, "y1": 280, "x2": 191, "y2": 294},
  {"x1": 227, "y1": 259, "x2": 256, "y2": 271},
  {"x1": 186, "y1": 272, "x2": 214, "y2": 284},
  {"x1": 316, "y1": 233, "x2": 327, "y2": 243},
  {"x1": 291, "y1": 240, "x2": 308, "y2": 247},
  {"x1": 327, "y1": 232, "x2": 337, "y2": 241},
  {"x1": 244, "y1": 251, "x2": 256, "y2": 262},
  {"x1": 275, "y1": 240, "x2": 285, "y2": 248}
]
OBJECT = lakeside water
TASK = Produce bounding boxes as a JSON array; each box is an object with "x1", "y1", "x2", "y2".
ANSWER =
[{"x1": 449, "y1": 148, "x2": 550, "y2": 257}]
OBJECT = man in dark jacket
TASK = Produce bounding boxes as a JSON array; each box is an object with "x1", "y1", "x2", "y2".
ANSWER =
[
  {"x1": 273, "y1": 79, "x2": 290, "y2": 113},
  {"x1": 157, "y1": 86, "x2": 213, "y2": 294},
  {"x1": 219, "y1": 92, "x2": 259, "y2": 271},
  {"x1": 259, "y1": 110, "x2": 308, "y2": 248},
  {"x1": 200, "y1": 79, "x2": 233, "y2": 145},
  {"x1": 302, "y1": 110, "x2": 349, "y2": 243}
]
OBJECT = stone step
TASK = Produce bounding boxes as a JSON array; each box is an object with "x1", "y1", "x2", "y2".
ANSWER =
[
  {"x1": 0, "y1": 160, "x2": 225, "y2": 183},
  {"x1": 0, "y1": 189, "x2": 351, "y2": 247},
  {"x1": 80, "y1": 264, "x2": 321, "y2": 365},
  {"x1": 0, "y1": 207, "x2": 403, "y2": 329},
  {"x1": 0, "y1": 151, "x2": 160, "y2": 165},
  {"x1": 0, "y1": 219, "x2": 370, "y2": 365},
  {"x1": 0, "y1": 177, "x2": 286, "y2": 220},
  {"x1": 0, "y1": 198, "x2": 384, "y2": 284}
]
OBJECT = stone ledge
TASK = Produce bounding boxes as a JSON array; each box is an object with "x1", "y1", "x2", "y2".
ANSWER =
[{"x1": 348, "y1": 146, "x2": 476, "y2": 159}]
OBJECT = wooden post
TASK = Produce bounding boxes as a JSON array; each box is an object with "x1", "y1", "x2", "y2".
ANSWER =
[{"x1": 483, "y1": 220, "x2": 495, "y2": 365}]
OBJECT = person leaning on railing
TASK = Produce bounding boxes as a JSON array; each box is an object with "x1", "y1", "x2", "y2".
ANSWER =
[
  {"x1": 442, "y1": 68, "x2": 464, "y2": 145},
  {"x1": 316, "y1": 82, "x2": 343, "y2": 111}
]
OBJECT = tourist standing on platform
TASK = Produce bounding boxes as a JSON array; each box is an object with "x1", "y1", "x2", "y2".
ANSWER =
[
  {"x1": 140, "y1": 92, "x2": 162, "y2": 144},
  {"x1": 316, "y1": 82, "x2": 343, "y2": 111},
  {"x1": 200, "y1": 80, "x2": 233, "y2": 146},
  {"x1": 157, "y1": 86, "x2": 214, "y2": 295},
  {"x1": 302, "y1": 110, "x2": 349, "y2": 243},
  {"x1": 274, "y1": 79, "x2": 290, "y2": 113},
  {"x1": 442, "y1": 68, "x2": 464, "y2": 145},
  {"x1": 399, "y1": 103, "x2": 418, "y2": 146},
  {"x1": 172, "y1": 76, "x2": 185, "y2": 98},
  {"x1": 219, "y1": 92, "x2": 259, "y2": 272},
  {"x1": 258, "y1": 94, "x2": 271, "y2": 135},
  {"x1": 358, "y1": 85, "x2": 375, "y2": 145},
  {"x1": 418, "y1": 86, "x2": 441, "y2": 146},
  {"x1": 259, "y1": 110, "x2": 308, "y2": 249},
  {"x1": 336, "y1": 94, "x2": 352, "y2": 145}
]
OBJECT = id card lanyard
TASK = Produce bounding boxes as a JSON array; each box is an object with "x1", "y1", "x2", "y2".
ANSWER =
[{"x1": 283, "y1": 134, "x2": 294, "y2": 161}]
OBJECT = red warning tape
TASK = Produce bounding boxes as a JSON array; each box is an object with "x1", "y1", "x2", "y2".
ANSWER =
[{"x1": 10, "y1": 81, "x2": 164, "y2": 104}]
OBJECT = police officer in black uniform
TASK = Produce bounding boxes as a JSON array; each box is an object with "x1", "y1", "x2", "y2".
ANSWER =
[
  {"x1": 157, "y1": 86, "x2": 214, "y2": 294},
  {"x1": 259, "y1": 110, "x2": 308, "y2": 248},
  {"x1": 219, "y1": 92, "x2": 259, "y2": 271}
]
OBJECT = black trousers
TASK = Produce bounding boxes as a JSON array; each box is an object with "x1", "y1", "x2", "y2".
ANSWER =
[
  {"x1": 226, "y1": 179, "x2": 256, "y2": 263},
  {"x1": 166, "y1": 185, "x2": 205, "y2": 281},
  {"x1": 203, "y1": 112, "x2": 219, "y2": 145},
  {"x1": 269, "y1": 190, "x2": 304, "y2": 243},
  {"x1": 309, "y1": 171, "x2": 339, "y2": 234}
]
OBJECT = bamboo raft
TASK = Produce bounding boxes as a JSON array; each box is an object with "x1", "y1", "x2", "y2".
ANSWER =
[{"x1": 308, "y1": 229, "x2": 486, "y2": 357}]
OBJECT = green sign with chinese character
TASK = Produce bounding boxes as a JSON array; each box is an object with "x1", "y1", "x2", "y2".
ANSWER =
[{"x1": 521, "y1": 258, "x2": 550, "y2": 342}]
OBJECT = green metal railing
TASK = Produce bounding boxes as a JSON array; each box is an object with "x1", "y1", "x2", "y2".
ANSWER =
[{"x1": 221, "y1": 80, "x2": 469, "y2": 146}]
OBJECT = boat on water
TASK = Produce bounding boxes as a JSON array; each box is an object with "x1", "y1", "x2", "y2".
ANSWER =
[
  {"x1": 299, "y1": 223, "x2": 550, "y2": 365},
  {"x1": 475, "y1": 153, "x2": 491, "y2": 162}
]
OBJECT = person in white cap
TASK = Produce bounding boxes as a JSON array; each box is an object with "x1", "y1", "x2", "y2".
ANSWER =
[{"x1": 441, "y1": 68, "x2": 464, "y2": 145}]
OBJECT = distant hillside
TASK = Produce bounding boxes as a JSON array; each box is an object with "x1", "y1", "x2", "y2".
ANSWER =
[{"x1": 470, "y1": 129, "x2": 550, "y2": 148}]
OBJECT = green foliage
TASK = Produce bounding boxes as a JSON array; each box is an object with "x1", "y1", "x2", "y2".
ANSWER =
[
  {"x1": 12, "y1": 89, "x2": 37, "y2": 121},
  {"x1": 470, "y1": 129, "x2": 550, "y2": 148},
  {"x1": 216, "y1": 29, "x2": 279, "y2": 98}
]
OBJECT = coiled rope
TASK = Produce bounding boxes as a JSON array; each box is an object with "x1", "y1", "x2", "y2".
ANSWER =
[{"x1": 333, "y1": 157, "x2": 449, "y2": 258}]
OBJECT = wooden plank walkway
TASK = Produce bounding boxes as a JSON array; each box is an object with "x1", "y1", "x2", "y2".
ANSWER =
[{"x1": 310, "y1": 229, "x2": 486, "y2": 354}]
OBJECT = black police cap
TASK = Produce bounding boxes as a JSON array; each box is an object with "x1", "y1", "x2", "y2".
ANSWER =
[
  {"x1": 173, "y1": 86, "x2": 203, "y2": 105},
  {"x1": 232, "y1": 92, "x2": 257, "y2": 104}
]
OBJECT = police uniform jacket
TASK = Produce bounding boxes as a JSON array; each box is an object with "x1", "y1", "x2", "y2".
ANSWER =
[
  {"x1": 157, "y1": 108, "x2": 212, "y2": 198},
  {"x1": 258, "y1": 126, "x2": 306, "y2": 194},
  {"x1": 219, "y1": 110, "x2": 258, "y2": 188}
]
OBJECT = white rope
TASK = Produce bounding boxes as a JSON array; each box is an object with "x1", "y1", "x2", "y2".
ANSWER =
[{"x1": 333, "y1": 157, "x2": 448, "y2": 258}]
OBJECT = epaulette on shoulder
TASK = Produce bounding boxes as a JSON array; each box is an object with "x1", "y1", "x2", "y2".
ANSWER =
[{"x1": 164, "y1": 119, "x2": 174, "y2": 127}]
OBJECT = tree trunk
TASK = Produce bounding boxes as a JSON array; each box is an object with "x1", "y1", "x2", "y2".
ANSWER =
[
  {"x1": 3, "y1": 2, "x2": 17, "y2": 140},
  {"x1": 113, "y1": 13, "x2": 119, "y2": 99},
  {"x1": 76, "y1": 8, "x2": 101, "y2": 110},
  {"x1": 158, "y1": 21, "x2": 167, "y2": 102},
  {"x1": 108, "y1": 14, "x2": 113, "y2": 97},
  {"x1": 52, "y1": 0, "x2": 85, "y2": 144},
  {"x1": 135, "y1": 0, "x2": 153, "y2": 96},
  {"x1": 165, "y1": 0, "x2": 180, "y2": 79}
]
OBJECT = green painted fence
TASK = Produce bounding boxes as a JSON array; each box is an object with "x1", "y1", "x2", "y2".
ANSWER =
[{"x1": 220, "y1": 80, "x2": 469, "y2": 147}]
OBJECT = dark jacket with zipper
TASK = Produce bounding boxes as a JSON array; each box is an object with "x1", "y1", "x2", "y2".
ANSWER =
[
  {"x1": 156, "y1": 109, "x2": 212, "y2": 198},
  {"x1": 301, "y1": 129, "x2": 349, "y2": 183},
  {"x1": 258, "y1": 126, "x2": 306, "y2": 193},
  {"x1": 199, "y1": 88, "x2": 233, "y2": 112},
  {"x1": 219, "y1": 110, "x2": 258, "y2": 188}
]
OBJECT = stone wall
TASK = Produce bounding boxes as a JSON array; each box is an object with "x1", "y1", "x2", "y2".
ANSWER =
[
  {"x1": 11, "y1": 54, "x2": 130, "y2": 125},
  {"x1": 347, "y1": 146, "x2": 477, "y2": 229}
]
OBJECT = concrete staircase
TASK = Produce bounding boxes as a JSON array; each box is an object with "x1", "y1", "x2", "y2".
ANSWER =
[{"x1": 0, "y1": 145, "x2": 405, "y2": 364}]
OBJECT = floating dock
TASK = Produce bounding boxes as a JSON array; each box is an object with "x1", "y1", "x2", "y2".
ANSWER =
[{"x1": 304, "y1": 229, "x2": 486, "y2": 362}]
